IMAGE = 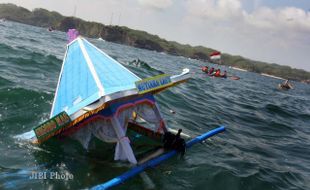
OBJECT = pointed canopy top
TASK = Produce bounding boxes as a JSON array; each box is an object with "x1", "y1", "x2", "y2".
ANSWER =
[
  {"x1": 50, "y1": 37, "x2": 141, "y2": 117},
  {"x1": 67, "y1": 29, "x2": 79, "y2": 43}
]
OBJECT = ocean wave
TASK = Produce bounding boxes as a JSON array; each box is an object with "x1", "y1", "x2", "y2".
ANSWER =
[
  {"x1": 264, "y1": 104, "x2": 296, "y2": 118},
  {"x1": 127, "y1": 59, "x2": 164, "y2": 76},
  {"x1": 0, "y1": 76, "x2": 14, "y2": 89},
  {"x1": 0, "y1": 87, "x2": 52, "y2": 136}
]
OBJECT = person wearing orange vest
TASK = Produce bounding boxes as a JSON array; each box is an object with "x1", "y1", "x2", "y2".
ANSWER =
[
  {"x1": 202, "y1": 66, "x2": 208, "y2": 73},
  {"x1": 214, "y1": 69, "x2": 221, "y2": 77}
]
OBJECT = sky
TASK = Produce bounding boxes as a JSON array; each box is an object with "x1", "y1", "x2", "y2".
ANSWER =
[{"x1": 1, "y1": 0, "x2": 310, "y2": 71}]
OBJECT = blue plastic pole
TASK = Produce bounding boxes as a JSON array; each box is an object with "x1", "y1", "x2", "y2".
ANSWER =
[{"x1": 91, "y1": 126, "x2": 225, "y2": 190}]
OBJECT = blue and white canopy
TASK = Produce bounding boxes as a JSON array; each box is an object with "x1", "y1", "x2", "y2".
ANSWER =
[
  {"x1": 50, "y1": 37, "x2": 141, "y2": 117},
  {"x1": 16, "y1": 31, "x2": 190, "y2": 155}
]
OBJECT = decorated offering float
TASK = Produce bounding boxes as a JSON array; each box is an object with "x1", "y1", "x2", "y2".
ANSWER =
[{"x1": 19, "y1": 29, "x2": 225, "y2": 189}]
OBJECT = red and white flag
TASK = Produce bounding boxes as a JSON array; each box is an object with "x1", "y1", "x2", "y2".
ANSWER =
[{"x1": 210, "y1": 51, "x2": 221, "y2": 60}]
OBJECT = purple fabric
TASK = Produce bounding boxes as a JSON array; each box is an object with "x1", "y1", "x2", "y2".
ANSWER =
[{"x1": 67, "y1": 29, "x2": 79, "y2": 43}]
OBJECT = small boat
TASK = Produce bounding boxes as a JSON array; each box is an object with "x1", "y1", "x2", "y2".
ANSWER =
[
  {"x1": 278, "y1": 83, "x2": 293, "y2": 90},
  {"x1": 278, "y1": 80, "x2": 293, "y2": 90},
  {"x1": 201, "y1": 66, "x2": 239, "y2": 80},
  {"x1": 229, "y1": 76, "x2": 240, "y2": 80},
  {"x1": 47, "y1": 26, "x2": 54, "y2": 32},
  {"x1": 18, "y1": 29, "x2": 225, "y2": 188}
]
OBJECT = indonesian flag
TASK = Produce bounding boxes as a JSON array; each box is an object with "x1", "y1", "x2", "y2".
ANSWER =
[{"x1": 210, "y1": 51, "x2": 221, "y2": 60}]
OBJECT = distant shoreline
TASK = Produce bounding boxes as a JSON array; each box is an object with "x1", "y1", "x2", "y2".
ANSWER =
[{"x1": 0, "y1": 3, "x2": 309, "y2": 82}]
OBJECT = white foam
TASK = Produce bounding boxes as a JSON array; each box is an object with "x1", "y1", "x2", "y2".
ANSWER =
[{"x1": 14, "y1": 130, "x2": 35, "y2": 141}]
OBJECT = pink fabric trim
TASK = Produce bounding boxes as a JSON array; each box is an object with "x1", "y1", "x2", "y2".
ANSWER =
[
  {"x1": 62, "y1": 99, "x2": 156, "y2": 136},
  {"x1": 115, "y1": 99, "x2": 155, "y2": 116}
]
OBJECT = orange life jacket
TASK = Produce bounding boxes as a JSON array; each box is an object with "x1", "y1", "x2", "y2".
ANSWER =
[
  {"x1": 214, "y1": 70, "x2": 221, "y2": 77},
  {"x1": 202, "y1": 67, "x2": 208, "y2": 73}
]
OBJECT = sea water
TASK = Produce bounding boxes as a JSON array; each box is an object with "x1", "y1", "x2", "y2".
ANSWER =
[{"x1": 0, "y1": 21, "x2": 309, "y2": 190}]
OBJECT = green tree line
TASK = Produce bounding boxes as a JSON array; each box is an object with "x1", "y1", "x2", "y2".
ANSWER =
[{"x1": 0, "y1": 3, "x2": 309, "y2": 81}]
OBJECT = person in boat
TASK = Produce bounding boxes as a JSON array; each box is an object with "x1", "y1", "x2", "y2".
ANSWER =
[
  {"x1": 214, "y1": 69, "x2": 221, "y2": 77},
  {"x1": 48, "y1": 26, "x2": 54, "y2": 32},
  {"x1": 284, "y1": 80, "x2": 289, "y2": 85},
  {"x1": 280, "y1": 79, "x2": 292, "y2": 89},
  {"x1": 208, "y1": 67, "x2": 215, "y2": 75},
  {"x1": 202, "y1": 66, "x2": 209, "y2": 73},
  {"x1": 221, "y1": 70, "x2": 227, "y2": 78}
]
